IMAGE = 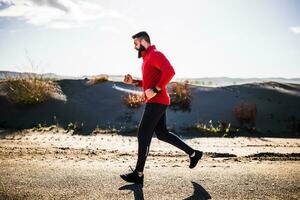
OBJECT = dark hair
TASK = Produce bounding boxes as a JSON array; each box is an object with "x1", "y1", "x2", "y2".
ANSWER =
[{"x1": 132, "y1": 31, "x2": 151, "y2": 44}]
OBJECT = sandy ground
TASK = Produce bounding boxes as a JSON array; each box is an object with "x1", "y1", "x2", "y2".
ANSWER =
[{"x1": 0, "y1": 128, "x2": 299, "y2": 200}]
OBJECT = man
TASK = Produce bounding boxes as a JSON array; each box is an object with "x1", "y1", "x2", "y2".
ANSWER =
[{"x1": 121, "y1": 31, "x2": 203, "y2": 184}]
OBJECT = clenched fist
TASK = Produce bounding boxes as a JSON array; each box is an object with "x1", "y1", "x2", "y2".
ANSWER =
[
  {"x1": 123, "y1": 74, "x2": 133, "y2": 84},
  {"x1": 145, "y1": 88, "x2": 157, "y2": 99}
]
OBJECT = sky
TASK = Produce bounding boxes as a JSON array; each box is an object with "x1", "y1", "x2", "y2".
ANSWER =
[{"x1": 0, "y1": 0, "x2": 299, "y2": 79}]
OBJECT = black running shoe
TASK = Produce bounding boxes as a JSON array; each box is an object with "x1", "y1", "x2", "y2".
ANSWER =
[
  {"x1": 120, "y1": 166, "x2": 144, "y2": 184},
  {"x1": 189, "y1": 150, "x2": 203, "y2": 169}
]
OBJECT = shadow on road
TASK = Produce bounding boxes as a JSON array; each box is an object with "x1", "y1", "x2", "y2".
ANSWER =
[
  {"x1": 119, "y1": 183, "x2": 144, "y2": 200},
  {"x1": 119, "y1": 181, "x2": 211, "y2": 200},
  {"x1": 184, "y1": 181, "x2": 211, "y2": 200}
]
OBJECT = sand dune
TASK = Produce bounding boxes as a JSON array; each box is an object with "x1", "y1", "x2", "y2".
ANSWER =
[{"x1": 0, "y1": 79, "x2": 299, "y2": 137}]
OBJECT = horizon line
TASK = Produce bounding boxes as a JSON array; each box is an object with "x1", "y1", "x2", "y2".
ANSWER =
[{"x1": 0, "y1": 70, "x2": 299, "y2": 79}]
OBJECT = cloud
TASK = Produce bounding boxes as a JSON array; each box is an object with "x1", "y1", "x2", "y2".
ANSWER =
[
  {"x1": 0, "y1": 0, "x2": 14, "y2": 10},
  {"x1": 0, "y1": 0, "x2": 122, "y2": 29},
  {"x1": 290, "y1": 26, "x2": 300, "y2": 34},
  {"x1": 31, "y1": 0, "x2": 70, "y2": 13}
]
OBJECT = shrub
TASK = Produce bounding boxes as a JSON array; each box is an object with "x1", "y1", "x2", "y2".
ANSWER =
[
  {"x1": 0, "y1": 74, "x2": 65, "y2": 105},
  {"x1": 184, "y1": 120, "x2": 239, "y2": 137},
  {"x1": 170, "y1": 80, "x2": 192, "y2": 111},
  {"x1": 66, "y1": 122, "x2": 84, "y2": 133},
  {"x1": 86, "y1": 74, "x2": 109, "y2": 85},
  {"x1": 122, "y1": 93, "x2": 145, "y2": 108},
  {"x1": 233, "y1": 101, "x2": 257, "y2": 128},
  {"x1": 92, "y1": 127, "x2": 117, "y2": 135},
  {"x1": 32, "y1": 124, "x2": 58, "y2": 132}
]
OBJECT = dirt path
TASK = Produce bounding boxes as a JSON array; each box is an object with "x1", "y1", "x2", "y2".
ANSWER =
[{"x1": 0, "y1": 129, "x2": 299, "y2": 199}]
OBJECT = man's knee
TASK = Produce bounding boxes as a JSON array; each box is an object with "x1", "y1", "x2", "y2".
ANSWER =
[{"x1": 156, "y1": 130, "x2": 169, "y2": 141}]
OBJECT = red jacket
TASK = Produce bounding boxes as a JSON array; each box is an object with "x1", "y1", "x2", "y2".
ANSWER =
[{"x1": 135, "y1": 45, "x2": 175, "y2": 105}]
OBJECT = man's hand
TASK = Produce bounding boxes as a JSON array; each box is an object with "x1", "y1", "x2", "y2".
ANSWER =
[
  {"x1": 123, "y1": 74, "x2": 133, "y2": 84},
  {"x1": 145, "y1": 88, "x2": 157, "y2": 99}
]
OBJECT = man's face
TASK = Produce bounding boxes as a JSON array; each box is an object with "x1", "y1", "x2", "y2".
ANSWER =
[
  {"x1": 133, "y1": 38, "x2": 146, "y2": 58},
  {"x1": 134, "y1": 38, "x2": 142, "y2": 50}
]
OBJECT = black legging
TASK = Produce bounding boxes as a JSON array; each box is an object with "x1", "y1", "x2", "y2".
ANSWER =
[{"x1": 135, "y1": 103, "x2": 194, "y2": 172}]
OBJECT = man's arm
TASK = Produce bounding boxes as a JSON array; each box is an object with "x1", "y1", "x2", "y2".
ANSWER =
[
  {"x1": 124, "y1": 74, "x2": 143, "y2": 87},
  {"x1": 152, "y1": 52, "x2": 175, "y2": 89},
  {"x1": 144, "y1": 52, "x2": 175, "y2": 100},
  {"x1": 133, "y1": 79, "x2": 143, "y2": 87}
]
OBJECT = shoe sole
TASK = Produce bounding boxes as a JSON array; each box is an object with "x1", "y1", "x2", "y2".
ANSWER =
[
  {"x1": 120, "y1": 175, "x2": 144, "y2": 184},
  {"x1": 189, "y1": 151, "x2": 203, "y2": 169}
]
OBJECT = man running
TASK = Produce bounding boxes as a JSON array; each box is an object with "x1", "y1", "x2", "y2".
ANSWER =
[{"x1": 121, "y1": 31, "x2": 203, "y2": 184}]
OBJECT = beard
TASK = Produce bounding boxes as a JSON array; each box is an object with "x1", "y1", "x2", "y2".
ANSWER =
[{"x1": 137, "y1": 44, "x2": 146, "y2": 58}]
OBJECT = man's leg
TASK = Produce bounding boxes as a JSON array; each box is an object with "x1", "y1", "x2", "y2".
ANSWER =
[
  {"x1": 154, "y1": 111, "x2": 194, "y2": 156},
  {"x1": 120, "y1": 103, "x2": 167, "y2": 184},
  {"x1": 154, "y1": 110, "x2": 203, "y2": 168},
  {"x1": 135, "y1": 103, "x2": 167, "y2": 172}
]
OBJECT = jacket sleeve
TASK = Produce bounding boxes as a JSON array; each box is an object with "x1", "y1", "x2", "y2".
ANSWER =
[
  {"x1": 152, "y1": 52, "x2": 175, "y2": 89},
  {"x1": 135, "y1": 80, "x2": 143, "y2": 87}
]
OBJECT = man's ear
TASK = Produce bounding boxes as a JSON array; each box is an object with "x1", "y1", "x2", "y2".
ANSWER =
[{"x1": 141, "y1": 39, "x2": 147, "y2": 47}]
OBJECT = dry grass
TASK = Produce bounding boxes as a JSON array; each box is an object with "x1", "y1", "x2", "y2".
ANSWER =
[
  {"x1": 170, "y1": 80, "x2": 192, "y2": 111},
  {"x1": 233, "y1": 101, "x2": 257, "y2": 128},
  {"x1": 86, "y1": 74, "x2": 109, "y2": 85},
  {"x1": 183, "y1": 120, "x2": 239, "y2": 137},
  {"x1": 0, "y1": 74, "x2": 65, "y2": 105},
  {"x1": 122, "y1": 93, "x2": 145, "y2": 108},
  {"x1": 92, "y1": 127, "x2": 117, "y2": 135}
]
